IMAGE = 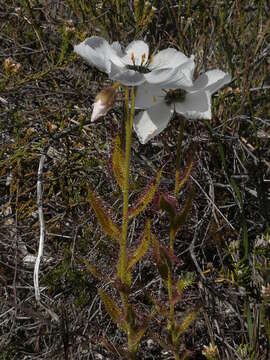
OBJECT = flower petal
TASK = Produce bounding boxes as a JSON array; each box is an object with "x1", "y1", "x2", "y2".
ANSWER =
[
  {"x1": 149, "y1": 48, "x2": 192, "y2": 70},
  {"x1": 74, "y1": 36, "x2": 125, "y2": 74},
  {"x1": 135, "y1": 83, "x2": 165, "y2": 109},
  {"x1": 122, "y1": 40, "x2": 149, "y2": 66},
  {"x1": 174, "y1": 91, "x2": 212, "y2": 120},
  {"x1": 110, "y1": 62, "x2": 145, "y2": 85},
  {"x1": 192, "y1": 70, "x2": 231, "y2": 94},
  {"x1": 74, "y1": 36, "x2": 111, "y2": 73},
  {"x1": 111, "y1": 41, "x2": 124, "y2": 57},
  {"x1": 145, "y1": 56, "x2": 195, "y2": 88},
  {"x1": 133, "y1": 102, "x2": 173, "y2": 144},
  {"x1": 161, "y1": 59, "x2": 195, "y2": 89},
  {"x1": 144, "y1": 67, "x2": 179, "y2": 86}
]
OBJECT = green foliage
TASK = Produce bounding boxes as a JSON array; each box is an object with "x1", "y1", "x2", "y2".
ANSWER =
[
  {"x1": 84, "y1": 258, "x2": 104, "y2": 281},
  {"x1": 159, "y1": 193, "x2": 177, "y2": 220},
  {"x1": 128, "y1": 168, "x2": 162, "y2": 219},
  {"x1": 152, "y1": 234, "x2": 173, "y2": 283},
  {"x1": 175, "y1": 158, "x2": 194, "y2": 196},
  {"x1": 171, "y1": 189, "x2": 194, "y2": 238},
  {"x1": 88, "y1": 189, "x2": 121, "y2": 242},
  {"x1": 98, "y1": 288, "x2": 127, "y2": 331},
  {"x1": 170, "y1": 307, "x2": 200, "y2": 347},
  {"x1": 177, "y1": 272, "x2": 196, "y2": 295},
  {"x1": 127, "y1": 218, "x2": 151, "y2": 271}
]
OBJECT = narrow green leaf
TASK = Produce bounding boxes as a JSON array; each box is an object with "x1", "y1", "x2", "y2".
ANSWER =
[
  {"x1": 175, "y1": 157, "x2": 194, "y2": 195},
  {"x1": 103, "y1": 336, "x2": 129, "y2": 358},
  {"x1": 177, "y1": 272, "x2": 195, "y2": 295},
  {"x1": 130, "y1": 319, "x2": 151, "y2": 351},
  {"x1": 88, "y1": 189, "x2": 121, "y2": 242},
  {"x1": 172, "y1": 189, "x2": 194, "y2": 237},
  {"x1": 131, "y1": 326, "x2": 147, "y2": 349},
  {"x1": 159, "y1": 193, "x2": 177, "y2": 220},
  {"x1": 112, "y1": 134, "x2": 125, "y2": 190},
  {"x1": 127, "y1": 219, "x2": 151, "y2": 270},
  {"x1": 175, "y1": 307, "x2": 199, "y2": 343},
  {"x1": 84, "y1": 259, "x2": 103, "y2": 281},
  {"x1": 128, "y1": 168, "x2": 162, "y2": 219},
  {"x1": 246, "y1": 298, "x2": 253, "y2": 344},
  {"x1": 152, "y1": 234, "x2": 172, "y2": 282},
  {"x1": 98, "y1": 289, "x2": 125, "y2": 329},
  {"x1": 125, "y1": 304, "x2": 136, "y2": 328}
]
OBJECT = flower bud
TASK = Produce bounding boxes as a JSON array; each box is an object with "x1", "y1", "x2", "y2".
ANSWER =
[{"x1": 91, "y1": 82, "x2": 119, "y2": 122}]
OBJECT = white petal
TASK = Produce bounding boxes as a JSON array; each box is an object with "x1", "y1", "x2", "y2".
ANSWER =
[
  {"x1": 122, "y1": 40, "x2": 149, "y2": 66},
  {"x1": 91, "y1": 99, "x2": 108, "y2": 122},
  {"x1": 110, "y1": 62, "x2": 145, "y2": 85},
  {"x1": 111, "y1": 41, "x2": 123, "y2": 56},
  {"x1": 74, "y1": 36, "x2": 125, "y2": 74},
  {"x1": 133, "y1": 102, "x2": 173, "y2": 144},
  {"x1": 149, "y1": 48, "x2": 192, "y2": 70},
  {"x1": 192, "y1": 70, "x2": 231, "y2": 94},
  {"x1": 162, "y1": 59, "x2": 195, "y2": 89},
  {"x1": 135, "y1": 83, "x2": 165, "y2": 109},
  {"x1": 174, "y1": 91, "x2": 212, "y2": 120},
  {"x1": 74, "y1": 36, "x2": 111, "y2": 73},
  {"x1": 144, "y1": 67, "x2": 180, "y2": 86}
]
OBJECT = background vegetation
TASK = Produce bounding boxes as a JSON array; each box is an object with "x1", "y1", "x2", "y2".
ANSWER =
[{"x1": 0, "y1": 0, "x2": 270, "y2": 359}]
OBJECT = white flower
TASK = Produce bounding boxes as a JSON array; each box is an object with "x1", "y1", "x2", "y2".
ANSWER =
[
  {"x1": 74, "y1": 36, "x2": 195, "y2": 86},
  {"x1": 133, "y1": 70, "x2": 231, "y2": 144}
]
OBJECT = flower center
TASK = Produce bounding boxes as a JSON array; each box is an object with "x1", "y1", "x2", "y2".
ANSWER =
[
  {"x1": 127, "y1": 64, "x2": 150, "y2": 73},
  {"x1": 164, "y1": 89, "x2": 187, "y2": 105},
  {"x1": 127, "y1": 51, "x2": 150, "y2": 73}
]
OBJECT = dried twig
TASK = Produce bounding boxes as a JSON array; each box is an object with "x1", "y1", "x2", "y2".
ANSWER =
[{"x1": 34, "y1": 153, "x2": 46, "y2": 302}]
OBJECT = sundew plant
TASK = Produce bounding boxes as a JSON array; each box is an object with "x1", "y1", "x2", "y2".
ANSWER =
[
  {"x1": 0, "y1": 1, "x2": 269, "y2": 359},
  {"x1": 74, "y1": 30, "x2": 231, "y2": 358}
]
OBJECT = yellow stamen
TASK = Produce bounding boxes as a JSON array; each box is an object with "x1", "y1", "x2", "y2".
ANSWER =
[
  {"x1": 141, "y1": 53, "x2": 146, "y2": 65},
  {"x1": 131, "y1": 51, "x2": 135, "y2": 64},
  {"x1": 153, "y1": 95, "x2": 157, "y2": 103}
]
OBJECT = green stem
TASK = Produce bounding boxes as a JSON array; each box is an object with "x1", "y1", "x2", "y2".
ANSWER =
[
  {"x1": 168, "y1": 229, "x2": 175, "y2": 341},
  {"x1": 118, "y1": 86, "x2": 137, "y2": 356},
  {"x1": 119, "y1": 87, "x2": 136, "y2": 284},
  {"x1": 174, "y1": 119, "x2": 185, "y2": 197}
]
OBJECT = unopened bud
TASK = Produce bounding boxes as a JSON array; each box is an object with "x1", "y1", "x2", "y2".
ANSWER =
[{"x1": 91, "y1": 82, "x2": 119, "y2": 122}]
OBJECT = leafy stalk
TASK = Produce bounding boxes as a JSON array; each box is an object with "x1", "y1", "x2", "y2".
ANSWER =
[
  {"x1": 118, "y1": 87, "x2": 137, "y2": 286},
  {"x1": 117, "y1": 86, "x2": 138, "y2": 358}
]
